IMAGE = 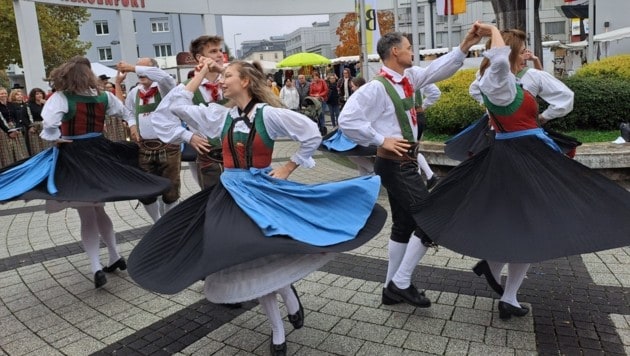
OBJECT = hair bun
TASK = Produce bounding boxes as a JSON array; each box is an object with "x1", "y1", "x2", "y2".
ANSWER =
[{"x1": 251, "y1": 61, "x2": 264, "y2": 74}]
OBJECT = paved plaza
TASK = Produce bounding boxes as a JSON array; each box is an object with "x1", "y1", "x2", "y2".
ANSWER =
[{"x1": 0, "y1": 140, "x2": 629, "y2": 356}]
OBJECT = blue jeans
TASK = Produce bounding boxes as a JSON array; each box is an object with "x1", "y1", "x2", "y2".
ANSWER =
[{"x1": 328, "y1": 103, "x2": 340, "y2": 126}]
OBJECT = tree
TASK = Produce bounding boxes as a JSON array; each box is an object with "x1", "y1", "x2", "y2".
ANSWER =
[
  {"x1": 489, "y1": 0, "x2": 543, "y2": 62},
  {"x1": 335, "y1": 10, "x2": 395, "y2": 57},
  {"x1": 0, "y1": 1, "x2": 91, "y2": 75}
]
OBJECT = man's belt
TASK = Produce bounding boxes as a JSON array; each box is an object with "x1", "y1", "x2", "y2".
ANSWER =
[
  {"x1": 197, "y1": 146, "x2": 223, "y2": 167},
  {"x1": 138, "y1": 139, "x2": 179, "y2": 151},
  {"x1": 376, "y1": 142, "x2": 419, "y2": 161}
]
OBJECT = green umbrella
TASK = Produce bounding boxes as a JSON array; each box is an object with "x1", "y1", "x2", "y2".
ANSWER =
[{"x1": 276, "y1": 52, "x2": 331, "y2": 68}]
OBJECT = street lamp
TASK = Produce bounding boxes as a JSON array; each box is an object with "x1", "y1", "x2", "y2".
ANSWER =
[{"x1": 233, "y1": 33, "x2": 242, "y2": 60}]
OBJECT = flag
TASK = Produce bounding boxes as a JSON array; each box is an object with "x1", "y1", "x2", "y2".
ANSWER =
[
  {"x1": 436, "y1": 0, "x2": 466, "y2": 16},
  {"x1": 363, "y1": 0, "x2": 381, "y2": 55}
]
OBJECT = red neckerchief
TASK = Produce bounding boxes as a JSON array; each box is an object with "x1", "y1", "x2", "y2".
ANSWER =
[
  {"x1": 138, "y1": 86, "x2": 159, "y2": 105},
  {"x1": 379, "y1": 69, "x2": 417, "y2": 125},
  {"x1": 202, "y1": 82, "x2": 221, "y2": 102}
]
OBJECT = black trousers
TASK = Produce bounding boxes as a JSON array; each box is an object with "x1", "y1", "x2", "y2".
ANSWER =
[{"x1": 374, "y1": 157, "x2": 429, "y2": 243}]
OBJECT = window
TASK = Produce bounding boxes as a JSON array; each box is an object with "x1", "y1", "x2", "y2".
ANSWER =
[
  {"x1": 274, "y1": 53, "x2": 278, "y2": 59},
  {"x1": 98, "y1": 47, "x2": 113, "y2": 61},
  {"x1": 259, "y1": 54, "x2": 264, "y2": 60},
  {"x1": 95, "y1": 21, "x2": 109, "y2": 35},
  {"x1": 151, "y1": 18, "x2": 170, "y2": 33},
  {"x1": 545, "y1": 21, "x2": 566, "y2": 35},
  {"x1": 133, "y1": 19, "x2": 137, "y2": 33},
  {"x1": 154, "y1": 44, "x2": 172, "y2": 57},
  {"x1": 136, "y1": 45, "x2": 140, "y2": 58}
]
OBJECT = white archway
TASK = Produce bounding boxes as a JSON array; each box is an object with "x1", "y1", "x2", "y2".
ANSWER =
[{"x1": 14, "y1": 0, "x2": 370, "y2": 89}]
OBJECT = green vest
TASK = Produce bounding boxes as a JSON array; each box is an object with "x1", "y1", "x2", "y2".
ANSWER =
[{"x1": 372, "y1": 76, "x2": 416, "y2": 142}]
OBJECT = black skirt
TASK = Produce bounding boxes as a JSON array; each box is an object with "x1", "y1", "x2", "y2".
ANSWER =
[
  {"x1": 128, "y1": 183, "x2": 387, "y2": 294},
  {"x1": 3, "y1": 136, "x2": 170, "y2": 203},
  {"x1": 415, "y1": 135, "x2": 630, "y2": 263}
]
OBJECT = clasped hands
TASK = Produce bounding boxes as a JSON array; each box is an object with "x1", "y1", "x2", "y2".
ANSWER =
[{"x1": 194, "y1": 57, "x2": 223, "y2": 75}]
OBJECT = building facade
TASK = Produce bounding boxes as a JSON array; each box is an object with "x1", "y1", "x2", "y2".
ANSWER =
[{"x1": 284, "y1": 21, "x2": 333, "y2": 58}]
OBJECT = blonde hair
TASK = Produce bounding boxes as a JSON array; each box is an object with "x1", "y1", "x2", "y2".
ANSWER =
[
  {"x1": 479, "y1": 29, "x2": 527, "y2": 77},
  {"x1": 8, "y1": 89, "x2": 24, "y2": 103},
  {"x1": 49, "y1": 56, "x2": 100, "y2": 94},
  {"x1": 228, "y1": 61, "x2": 283, "y2": 108}
]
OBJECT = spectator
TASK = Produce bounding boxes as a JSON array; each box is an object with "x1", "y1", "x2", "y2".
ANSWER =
[
  {"x1": 308, "y1": 71, "x2": 328, "y2": 134},
  {"x1": 279, "y1": 78, "x2": 300, "y2": 110},
  {"x1": 295, "y1": 74, "x2": 310, "y2": 108},
  {"x1": 267, "y1": 78, "x2": 280, "y2": 96},
  {"x1": 26, "y1": 88, "x2": 52, "y2": 155},
  {"x1": 337, "y1": 68, "x2": 354, "y2": 109},
  {"x1": 326, "y1": 74, "x2": 340, "y2": 127}
]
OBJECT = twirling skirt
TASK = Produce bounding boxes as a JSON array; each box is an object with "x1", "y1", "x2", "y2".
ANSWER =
[
  {"x1": 415, "y1": 135, "x2": 630, "y2": 263},
  {"x1": 128, "y1": 169, "x2": 387, "y2": 300},
  {"x1": 320, "y1": 129, "x2": 377, "y2": 156},
  {"x1": 0, "y1": 136, "x2": 170, "y2": 205}
]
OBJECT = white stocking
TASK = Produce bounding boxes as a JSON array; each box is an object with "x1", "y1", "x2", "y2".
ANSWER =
[
  {"x1": 276, "y1": 285, "x2": 299, "y2": 315},
  {"x1": 500, "y1": 263, "x2": 530, "y2": 307},
  {"x1": 161, "y1": 198, "x2": 179, "y2": 215},
  {"x1": 94, "y1": 206, "x2": 120, "y2": 266},
  {"x1": 416, "y1": 153, "x2": 434, "y2": 179},
  {"x1": 392, "y1": 234, "x2": 428, "y2": 289},
  {"x1": 385, "y1": 240, "x2": 407, "y2": 286},
  {"x1": 486, "y1": 261, "x2": 506, "y2": 285},
  {"x1": 143, "y1": 201, "x2": 161, "y2": 222},
  {"x1": 258, "y1": 292, "x2": 285, "y2": 345},
  {"x1": 76, "y1": 207, "x2": 102, "y2": 274}
]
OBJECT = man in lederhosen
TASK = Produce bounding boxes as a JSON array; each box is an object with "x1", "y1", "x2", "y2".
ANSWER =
[
  {"x1": 118, "y1": 58, "x2": 179, "y2": 221},
  {"x1": 338, "y1": 29, "x2": 483, "y2": 308},
  {"x1": 152, "y1": 35, "x2": 226, "y2": 190}
]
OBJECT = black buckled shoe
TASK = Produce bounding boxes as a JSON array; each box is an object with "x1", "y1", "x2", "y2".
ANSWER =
[
  {"x1": 270, "y1": 341, "x2": 287, "y2": 356},
  {"x1": 382, "y1": 287, "x2": 401, "y2": 305},
  {"x1": 498, "y1": 301, "x2": 529, "y2": 320},
  {"x1": 384, "y1": 281, "x2": 431, "y2": 308},
  {"x1": 426, "y1": 175, "x2": 440, "y2": 190},
  {"x1": 102, "y1": 257, "x2": 127, "y2": 273},
  {"x1": 287, "y1": 285, "x2": 304, "y2": 329},
  {"x1": 94, "y1": 270, "x2": 107, "y2": 289},
  {"x1": 472, "y1": 260, "x2": 504, "y2": 296}
]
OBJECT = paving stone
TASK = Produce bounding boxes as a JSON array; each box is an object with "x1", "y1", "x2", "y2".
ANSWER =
[
  {"x1": 223, "y1": 329, "x2": 267, "y2": 352},
  {"x1": 468, "y1": 342, "x2": 516, "y2": 356},
  {"x1": 445, "y1": 338, "x2": 470, "y2": 355},
  {"x1": 507, "y1": 329, "x2": 537, "y2": 350},
  {"x1": 286, "y1": 326, "x2": 328, "y2": 348},
  {"x1": 452, "y1": 306, "x2": 492, "y2": 326},
  {"x1": 351, "y1": 305, "x2": 392, "y2": 324},
  {"x1": 442, "y1": 321, "x2": 486, "y2": 342},
  {"x1": 303, "y1": 311, "x2": 340, "y2": 332},
  {"x1": 346, "y1": 320, "x2": 392, "y2": 343},
  {"x1": 318, "y1": 285, "x2": 356, "y2": 302},
  {"x1": 383, "y1": 328, "x2": 410, "y2": 347},
  {"x1": 319, "y1": 299, "x2": 359, "y2": 318},
  {"x1": 404, "y1": 331, "x2": 449, "y2": 354},
  {"x1": 318, "y1": 333, "x2": 364, "y2": 355},
  {"x1": 485, "y1": 326, "x2": 507, "y2": 347},
  {"x1": 329, "y1": 318, "x2": 356, "y2": 335}
]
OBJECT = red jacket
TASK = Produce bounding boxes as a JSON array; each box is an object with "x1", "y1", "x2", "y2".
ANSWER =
[{"x1": 308, "y1": 79, "x2": 328, "y2": 102}]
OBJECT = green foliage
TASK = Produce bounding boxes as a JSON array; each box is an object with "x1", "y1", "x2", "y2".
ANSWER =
[
  {"x1": 550, "y1": 75, "x2": 630, "y2": 131},
  {"x1": 425, "y1": 69, "x2": 486, "y2": 135},
  {"x1": 0, "y1": 70, "x2": 9, "y2": 89},
  {"x1": 574, "y1": 55, "x2": 630, "y2": 80},
  {"x1": 0, "y1": 1, "x2": 91, "y2": 75},
  {"x1": 562, "y1": 130, "x2": 619, "y2": 143}
]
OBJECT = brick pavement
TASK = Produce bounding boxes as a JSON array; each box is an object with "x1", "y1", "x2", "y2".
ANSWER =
[{"x1": 0, "y1": 140, "x2": 628, "y2": 356}]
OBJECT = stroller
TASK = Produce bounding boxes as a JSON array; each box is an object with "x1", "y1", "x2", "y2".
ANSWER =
[{"x1": 300, "y1": 96, "x2": 327, "y2": 135}]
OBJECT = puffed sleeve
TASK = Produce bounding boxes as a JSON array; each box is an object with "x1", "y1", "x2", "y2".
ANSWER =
[
  {"x1": 478, "y1": 46, "x2": 516, "y2": 107},
  {"x1": 169, "y1": 86, "x2": 229, "y2": 139},
  {"x1": 40, "y1": 92, "x2": 68, "y2": 141},
  {"x1": 262, "y1": 106, "x2": 321, "y2": 168}
]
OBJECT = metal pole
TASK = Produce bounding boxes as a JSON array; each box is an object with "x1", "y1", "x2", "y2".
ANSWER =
[
  {"x1": 587, "y1": 0, "x2": 595, "y2": 63},
  {"x1": 411, "y1": 0, "x2": 419, "y2": 66},
  {"x1": 359, "y1": 0, "x2": 370, "y2": 78},
  {"x1": 447, "y1": 0, "x2": 452, "y2": 50},
  {"x1": 393, "y1": 0, "x2": 399, "y2": 32},
  {"x1": 527, "y1": 0, "x2": 536, "y2": 55}
]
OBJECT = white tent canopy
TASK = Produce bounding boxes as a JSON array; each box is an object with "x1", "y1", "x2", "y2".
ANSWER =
[
  {"x1": 330, "y1": 54, "x2": 380, "y2": 65},
  {"x1": 90, "y1": 62, "x2": 117, "y2": 79}
]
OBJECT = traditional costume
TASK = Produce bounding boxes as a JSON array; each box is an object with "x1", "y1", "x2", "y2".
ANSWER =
[
  {"x1": 414, "y1": 46, "x2": 630, "y2": 317},
  {"x1": 123, "y1": 65, "x2": 180, "y2": 221},
  {"x1": 152, "y1": 78, "x2": 226, "y2": 189},
  {"x1": 339, "y1": 47, "x2": 468, "y2": 307}
]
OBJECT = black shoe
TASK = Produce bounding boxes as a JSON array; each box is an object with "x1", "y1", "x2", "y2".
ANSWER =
[
  {"x1": 102, "y1": 257, "x2": 127, "y2": 273},
  {"x1": 270, "y1": 340, "x2": 287, "y2": 356},
  {"x1": 221, "y1": 303, "x2": 242, "y2": 309},
  {"x1": 382, "y1": 287, "x2": 401, "y2": 305},
  {"x1": 498, "y1": 301, "x2": 529, "y2": 320},
  {"x1": 287, "y1": 285, "x2": 304, "y2": 329},
  {"x1": 426, "y1": 175, "x2": 440, "y2": 190},
  {"x1": 472, "y1": 260, "x2": 504, "y2": 296},
  {"x1": 385, "y1": 281, "x2": 431, "y2": 308},
  {"x1": 94, "y1": 270, "x2": 107, "y2": 289}
]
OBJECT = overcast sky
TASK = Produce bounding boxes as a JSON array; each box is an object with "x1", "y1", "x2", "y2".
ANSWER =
[{"x1": 222, "y1": 15, "x2": 329, "y2": 53}]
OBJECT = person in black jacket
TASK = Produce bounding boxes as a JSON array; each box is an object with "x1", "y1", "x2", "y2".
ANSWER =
[{"x1": 326, "y1": 74, "x2": 340, "y2": 127}]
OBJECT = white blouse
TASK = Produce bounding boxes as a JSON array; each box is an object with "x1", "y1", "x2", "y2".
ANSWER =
[{"x1": 166, "y1": 85, "x2": 321, "y2": 168}]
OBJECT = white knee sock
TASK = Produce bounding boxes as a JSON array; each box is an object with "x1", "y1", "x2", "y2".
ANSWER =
[
  {"x1": 143, "y1": 201, "x2": 161, "y2": 222},
  {"x1": 161, "y1": 199, "x2": 179, "y2": 215},
  {"x1": 276, "y1": 285, "x2": 299, "y2": 315},
  {"x1": 94, "y1": 206, "x2": 120, "y2": 266},
  {"x1": 258, "y1": 293, "x2": 285, "y2": 345},
  {"x1": 500, "y1": 263, "x2": 530, "y2": 307},
  {"x1": 77, "y1": 207, "x2": 102, "y2": 274},
  {"x1": 385, "y1": 240, "x2": 407, "y2": 286},
  {"x1": 392, "y1": 234, "x2": 428, "y2": 289},
  {"x1": 417, "y1": 153, "x2": 434, "y2": 179},
  {"x1": 486, "y1": 261, "x2": 506, "y2": 284}
]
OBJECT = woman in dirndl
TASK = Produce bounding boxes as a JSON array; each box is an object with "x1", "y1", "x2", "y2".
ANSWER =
[
  {"x1": 0, "y1": 87, "x2": 31, "y2": 167},
  {"x1": 0, "y1": 56, "x2": 170, "y2": 289},
  {"x1": 128, "y1": 59, "x2": 386, "y2": 356},
  {"x1": 414, "y1": 23, "x2": 630, "y2": 320},
  {"x1": 26, "y1": 87, "x2": 54, "y2": 155}
]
